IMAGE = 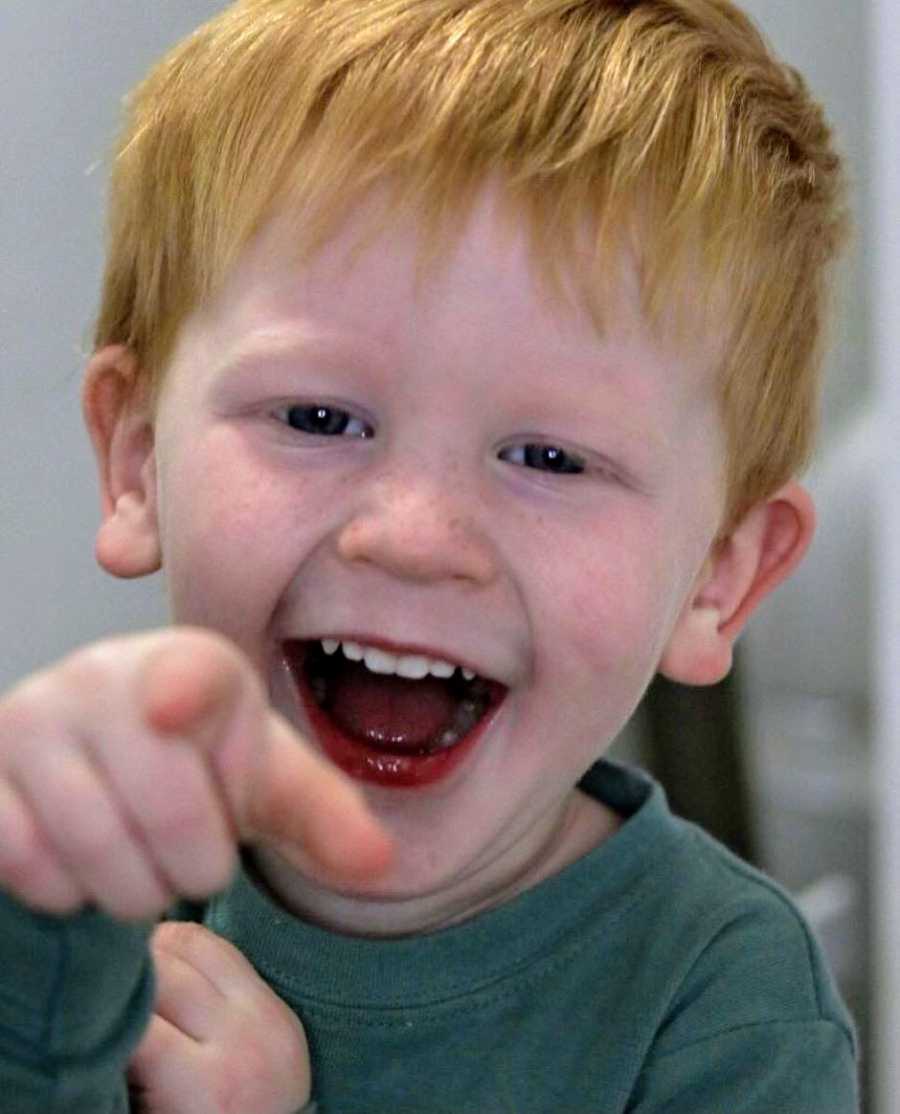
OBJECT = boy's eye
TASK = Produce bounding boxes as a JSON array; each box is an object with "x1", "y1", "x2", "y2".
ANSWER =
[
  {"x1": 500, "y1": 443, "x2": 585, "y2": 475},
  {"x1": 274, "y1": 404, "x2": 374, "y2": 439}
]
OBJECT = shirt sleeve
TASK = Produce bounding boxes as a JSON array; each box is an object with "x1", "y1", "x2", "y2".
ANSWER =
[
  {"x1": 625, "y1": 1019, "x2": 858, "y2": 1113},
  {"x1": 0, "y1": 888, "x2": 155, "y2": 1113},
  {"x1": 624, "y1": 871, "x2": 860, "y2": 1114}
]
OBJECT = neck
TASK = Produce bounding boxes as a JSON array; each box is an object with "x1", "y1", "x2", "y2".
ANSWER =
[{"x1": 247, "y1": 789, "x2": 619, "y2": 938}]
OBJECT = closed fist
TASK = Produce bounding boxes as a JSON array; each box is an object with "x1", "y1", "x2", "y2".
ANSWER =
[{"x1": 128, "y1": 921, "x2": 311, "y2": 1114}]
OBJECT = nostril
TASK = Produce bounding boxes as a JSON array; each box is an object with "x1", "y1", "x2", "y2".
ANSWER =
[{"x1": 335, "y1": 515, "x2": 498, "y2": 587}]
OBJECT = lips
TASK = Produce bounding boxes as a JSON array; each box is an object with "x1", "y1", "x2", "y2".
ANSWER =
[{"x1": 283, "y1": 640, "x2": 508, "y2": 788}]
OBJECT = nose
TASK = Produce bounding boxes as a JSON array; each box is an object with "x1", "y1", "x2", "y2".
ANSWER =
[{"x1": 335, "y1": 472, "x2": 499, "y2": 586}]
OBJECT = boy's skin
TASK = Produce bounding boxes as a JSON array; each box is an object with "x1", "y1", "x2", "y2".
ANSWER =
[{"x1": 0, "y1": 180, "x2": 815, "y2": 1111}]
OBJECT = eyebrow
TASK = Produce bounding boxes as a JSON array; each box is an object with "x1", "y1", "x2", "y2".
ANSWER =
[{"x1": 213, "y1": 329, "x2": 382, "y2": 381}]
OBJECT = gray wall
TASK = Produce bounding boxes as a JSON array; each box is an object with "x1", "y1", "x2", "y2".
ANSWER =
[
  {"x1": 740, "y1": 0, "x2": 871, "y2": 440},
  {"x1": 737, "y1": 0, "x2": 872, "y2": 698},
  {"x1": 2, "y1": 2, "x2": 224, "y2": 687}
]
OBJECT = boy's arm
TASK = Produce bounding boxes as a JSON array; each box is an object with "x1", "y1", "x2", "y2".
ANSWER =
[
  {"x1": 0, "y1": 896, "x2": 318, "y2": 1114},
  {"x1": 0, "y1": 888, "x2": 154, "y2": 1113},
  {"x1": 128, "y1": 920, "x2": 311, "y2": 1114}
]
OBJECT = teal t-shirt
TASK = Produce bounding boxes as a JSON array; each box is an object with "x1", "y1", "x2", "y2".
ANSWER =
[{"x1": 0, "y1": 761, "x2": 859, "y2": 1112}]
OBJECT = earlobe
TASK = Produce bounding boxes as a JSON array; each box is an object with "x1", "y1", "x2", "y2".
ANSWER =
[
  {"x1": 658, "y1": 482, "x2": 816, "y2": 686},
  {"x1": 82, "y1": 345, "x2": 162, "y2": 579}
]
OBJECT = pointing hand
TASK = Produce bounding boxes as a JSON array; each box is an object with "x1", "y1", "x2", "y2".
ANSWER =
[{"x1": 0, "y1": 627, "x2": 392, "y2": 921}]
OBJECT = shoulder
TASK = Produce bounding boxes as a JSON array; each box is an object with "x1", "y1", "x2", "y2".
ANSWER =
[
  {"x1": 576, "y1": 762, "x2": 856, "y2": 1051},
  {"x1": 620, "y1": 824, "x2": 860, "y2": 1110},
  {"x1": 642, "y1": 817, "x2": 857, "y2": 1055}
]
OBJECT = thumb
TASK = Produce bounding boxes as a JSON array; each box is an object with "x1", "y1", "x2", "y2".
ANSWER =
[{"x1": 241, "y1": 710, "x2": 394, "y2": 883}]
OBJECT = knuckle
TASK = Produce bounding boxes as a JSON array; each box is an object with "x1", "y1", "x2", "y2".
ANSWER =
[
  {"x1": 100, "y1": 885, "x2": 167, "y2": 923},
  {"x1": 0, "y1": 848, "x2": 81, "y2": 915},
  {"x1": 65, "y1": 812, "x2": 122, "y2": 870},
  {"x1": 0, "y1": 697, "x2": 43, "y2": 758},
  {"x1": 0, "y1": 826, "x2": 48, "y2": 890},
  {"x1": 267, "y1": 1011, "x2": 309, "y2": 1074},
  {"x1": 184, "y1": 847, "x2": 239, "y2": 899},
  {"x1": 143, "y1": 794, "x2": 217, "y2": 848},
  {"x1": 144, "y1": 808, "x2": 226, "y2": 891},
  {"x1": 59, "y1": 641, "x2": 114, "y2": 688},
  {"x1": 210, "y1": 1042, "x2": 282, "y2": 1114}
]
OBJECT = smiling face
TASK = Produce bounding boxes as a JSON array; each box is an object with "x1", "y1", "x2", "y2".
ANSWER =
[{"x1": 89, "y1": 180, "x2": 739, "y2": 930}]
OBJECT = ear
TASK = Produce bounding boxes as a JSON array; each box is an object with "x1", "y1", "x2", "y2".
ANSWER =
[
  {"x1": 658, "y1": 481, "x2": 816, "y2": 686},
  {"x1": 81, "y1": 345, "x2": 162, "y2": 579}
]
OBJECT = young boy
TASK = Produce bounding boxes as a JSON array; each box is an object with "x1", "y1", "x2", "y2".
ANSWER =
[{"x1": 0, "y1": 0, "x2": 858, "y2": 1111}]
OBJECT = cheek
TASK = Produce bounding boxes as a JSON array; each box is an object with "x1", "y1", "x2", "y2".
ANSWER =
[
  {"x1": 549, "y1": 553, "x2": 679, "y2": 754},
  {"x1": 162, "y1": 427, "x2": 303, "y2": 543},
  {"x1": 158, "y1": 436, "x2": 301, "y2": 629},
  {"x1": 555, "y1": 517, "x2": 679, "y2": 690}
]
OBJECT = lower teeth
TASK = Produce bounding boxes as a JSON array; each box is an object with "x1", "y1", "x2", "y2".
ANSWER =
[
  {"x1": 300, "y1": 643, "x2": 493, "y2": 756},
  {"x1": 431, "y1": 697, "x2": 488, "y2": 753}
]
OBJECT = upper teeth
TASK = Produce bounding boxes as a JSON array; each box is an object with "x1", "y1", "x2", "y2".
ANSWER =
[{"x1": 321, "y1": 639, "x2": 477, "y2": 682}]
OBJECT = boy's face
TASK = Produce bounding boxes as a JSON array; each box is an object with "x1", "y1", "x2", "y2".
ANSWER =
[{"x1": 116, "y1": 183, "x2": 729, "y2": 905}]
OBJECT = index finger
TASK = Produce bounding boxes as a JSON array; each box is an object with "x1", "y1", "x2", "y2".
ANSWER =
[
  {"x1": 245, "y1": 710, "x2": 394, "y2": 882},
  {"x1": 140, "y1": 630, "x2": 393, "y2": 882},
  {"x1": 140, "y1": 630, "x2": 243, "y2": 743}
]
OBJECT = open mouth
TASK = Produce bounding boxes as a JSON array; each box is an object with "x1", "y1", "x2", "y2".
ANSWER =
[{"x1": 284, "y1": 639, "x2": 508, "y2": 788}]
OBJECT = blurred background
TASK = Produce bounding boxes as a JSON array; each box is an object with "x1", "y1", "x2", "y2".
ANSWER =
[{"x1": 0, "y1": 2, "x2": 896, "y2": 1110}]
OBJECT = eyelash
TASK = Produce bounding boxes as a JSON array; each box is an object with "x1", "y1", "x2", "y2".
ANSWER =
[
  {"x1": 272, "y1": 404, "x2": 589, "y2": 476},
  {"x1": 274, "y1": 404, "x2": 374, "y2": 440},
  {"x1": 497, "y1": 443, "x2": 585, "y2": 475}
]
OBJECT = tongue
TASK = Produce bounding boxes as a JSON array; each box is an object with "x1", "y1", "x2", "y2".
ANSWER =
[{"x1": 327, "y1": 663, "x2": 458, "y2": 751}]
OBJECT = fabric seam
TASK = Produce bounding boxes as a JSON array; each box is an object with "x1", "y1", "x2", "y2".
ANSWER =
[{"x1": 645, "y1": 1016, "x2": 856, "y2": 1062}]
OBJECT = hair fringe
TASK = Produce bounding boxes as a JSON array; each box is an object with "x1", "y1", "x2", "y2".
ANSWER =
[{"x1": 93, "y1": 0, "x2": 850, "y2": 533}]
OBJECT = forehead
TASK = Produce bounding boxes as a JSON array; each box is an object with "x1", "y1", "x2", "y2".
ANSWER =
[{"x1": 182, "y1": 180, "x2": 721, "y2": 416}]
